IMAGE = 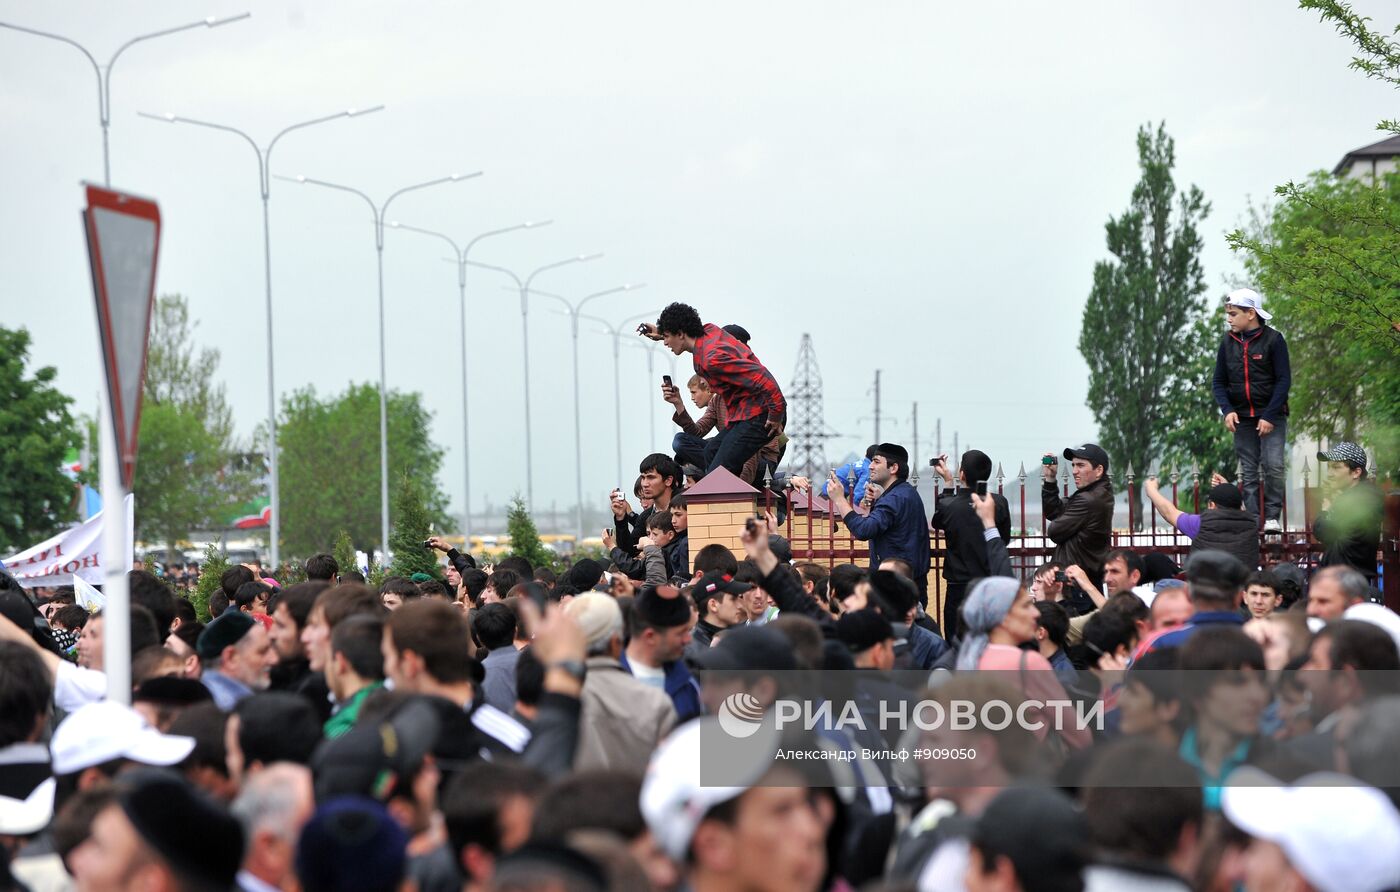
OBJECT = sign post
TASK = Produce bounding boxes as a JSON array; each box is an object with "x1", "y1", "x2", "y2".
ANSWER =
[{"x1": 82, "y1": 185, "x2": 161, "y2": 703}]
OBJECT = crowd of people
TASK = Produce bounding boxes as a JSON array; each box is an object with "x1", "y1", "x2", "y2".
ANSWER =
[{"x1": 0, "y1": 297, "x2": 1395, "y2": 892}]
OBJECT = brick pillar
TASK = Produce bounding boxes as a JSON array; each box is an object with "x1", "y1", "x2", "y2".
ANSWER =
[{"x1": 683, "y1": 468, "x2": 760, "y2": 564}]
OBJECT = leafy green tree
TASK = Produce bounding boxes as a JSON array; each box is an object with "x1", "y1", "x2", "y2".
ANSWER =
[
  {"x1": 0, "y1": 327, "x2": 81, "y2": 551},
  {"x1": 506, "y1": 495, "x2": 555, "y2": 571},
  {"x1": 1225, "y1": 0, "x2": 1400, "y2": 474},
  {"x1": 191, "y1": 542, "x2": 229, "y2": 622},
  {"x1": 333, "y1": 530, "x2": 358, "y2": 577},
  {"x1": 277, "y1": 383, "x2": 447, "y2": 557},
  {"x1": 1079, "y1": 123, "x2": 1210, "y2": 527},
  {"x1": 134, "y1": 295, "x2": 256, "y2": 555},
  {"x1": 388, "y1": 474, "x2": 439, "y2": 578}
]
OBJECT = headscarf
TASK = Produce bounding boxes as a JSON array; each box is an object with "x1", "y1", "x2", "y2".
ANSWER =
[{"x1": 955, "y1": 576, "x2": 1022, "y2": 671}]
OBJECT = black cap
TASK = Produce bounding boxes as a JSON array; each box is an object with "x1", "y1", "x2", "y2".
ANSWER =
[
  {"x1": 297, "y1": 796, "x2": 408, "y2": 892},
  {"x1": 1208, "y1": 483, "x2": 1243, "y2": 510},
  {"x1": 633, "y1": 585, "x2": 691, "y2": 628},
  {"x1": 971, "y1": 786, "x2": 1088, "y2": 887},
  {"x1": 196, "y1": 611, "x2": 256, "y2": 660},
  {"x1": 1185, "y1": 550, "x2": 1249, "y2": 593},
  {"x1": 873, "y1": 443, "x2": 909, "y2": 470},
  {"x1": 768, "y1": 534, "x2": 793, "y2": 564},
  {"x1": 722, "y1": 324, "x2": 751, "y2": 344},
  {"x1": 692, "y1": 572, "x2": 752, "y2": 599},
  {"x1": 692, "y1": 625, "x2": 797, "y2": 672},
  {"x1": 132, "y1": 676, "x2": 214, "y2": 707},
  {"x1": 312, "y1": 700, "x2": 440, "y2": 803},
  {"x1": 565, "y1": 559, "x2": 606, "y2": 592},
  {"x1": 1063, "y1": 443, "x2": 1109, "y2": 470},
  {"x1": 118, "y1": 769, "x2": 245, "y2": 890},
  {"x1": 836, "y1": 609, "x2": 894, "y2": 653}
]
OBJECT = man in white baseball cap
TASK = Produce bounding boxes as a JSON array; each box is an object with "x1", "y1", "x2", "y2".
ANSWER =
[
  {"x1": 1211, "y1": 287, "x2": 1292, "y2": 534},
  {"x1": 640, "y1": 718, "x2": 826, "y2": 892},
  {"x1": 50, "y1": 701, "x2": 195, "y2": 809},
  {"x1": 1221, "y1": 767, "x2": 1400, "y2": 892}
]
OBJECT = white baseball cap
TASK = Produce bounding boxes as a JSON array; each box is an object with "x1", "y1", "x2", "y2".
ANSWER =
[
  {"x1": 50, "y1": 700, "x2": 196, "y2": 775},
  {"x1": 1222, "y1": 768, "x2": 1400, "y2": 892},
  {"x1": 640, "y1": 717, "x2": 779, "y2": 862},
  {"x1": 1226, "y1": 288, "x2": 1272, "y2": 321}
]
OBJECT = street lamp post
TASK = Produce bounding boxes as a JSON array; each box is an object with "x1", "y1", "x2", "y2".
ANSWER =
[
  {"x1": 524, "y1": 285, "x2": 647, "y2": 537},
  {"x1": 386, "y1": 220, "x2": 553, "y2": 542},
  {"x1": 577, "y1": 310, "x2": 662, "y2": 486},
  {"x1": 279, "y1": 171, "x2": 481, "y2": 559},
  {"x1": 0, "y1": 13, "x2": 250, "y2": 185},
  {"x1": 465, "y1": 255, "x2": 602, "y2": 507},
  {"x1": 138, "y1": 106, "x2": 383, "y2": 570}
]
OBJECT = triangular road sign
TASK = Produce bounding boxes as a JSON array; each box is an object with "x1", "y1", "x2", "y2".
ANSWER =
[{"x1": 82, "y1": 185, "x2": 161, "y2": 490}]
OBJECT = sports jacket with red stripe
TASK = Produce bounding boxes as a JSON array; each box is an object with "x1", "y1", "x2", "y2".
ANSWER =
[{"x1": 1211, "y1": 324, "x2": 1291, "y2": 424}]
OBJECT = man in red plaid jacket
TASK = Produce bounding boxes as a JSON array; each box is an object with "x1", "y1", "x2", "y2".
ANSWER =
[{"x1": 643, "y1": 302, "x2": 785, "y2": 480}]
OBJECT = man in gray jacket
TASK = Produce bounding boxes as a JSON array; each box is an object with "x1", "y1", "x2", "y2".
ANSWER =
[{"x1": 564, "y1": 593, "x2": 676, "y2": 772}]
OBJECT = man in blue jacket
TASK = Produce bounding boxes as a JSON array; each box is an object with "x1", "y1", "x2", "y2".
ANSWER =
[
  {"x1": 620, "y1": 584, "x2": 702, "y2": 721},
  {"x1": 1212, "y1": 289, "x2": 1291, "y2": 533},
  {"x1": 828, "y1": 443, "x2": 931, "y2": 601}
]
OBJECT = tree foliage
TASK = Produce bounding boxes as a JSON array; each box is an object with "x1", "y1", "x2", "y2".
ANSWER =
[
  {"x1": 1158, "y1": 304, "x2": 1238, "y2": 480},
  {"x1": 1224, "y1": 0, "x2": 1400, "y2": 475},
  {"x1": 276, "y1": 382, "x2": 447, "y2": 558},
  {"x1": 1079, "y1": 123, "x2": 1211, "y2": 527},
  {"x1": 333, "y1": 529, "x2": 358, "y2": 577},
  {"x1": 134, "y1": 295, "x2": 256, "y2": 552},
  {"x1": 191, "y1": 541, "x2": 229, "y2": 623},
  {"x1": 0, "y1": 327, "x2": 81, "y2": 552},
  {"x1": 388, "y1": 474, "x2": 439, "y2": 578},
  {"x1": 505, "y1": 494, "x2": 555, "y2": 571}
]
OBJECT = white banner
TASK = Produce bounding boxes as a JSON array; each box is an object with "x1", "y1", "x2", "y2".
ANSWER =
[{"x1": 1, "y1": 495, "x2": 134, "y2": 588}]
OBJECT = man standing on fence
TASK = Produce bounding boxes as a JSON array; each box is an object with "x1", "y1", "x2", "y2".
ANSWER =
[
  {"x1": 931, "y1": 449, "x2": 1010, "y2": 641},
  {"x1": 1212, "y1": 288, "x2": 1291, "y2": 533},
  {"x1": 828, "y1": 443, "x2": 931, "y2": 601},
  {"x1": 1043, "y1": 444, "x2": 1115, "y2": 596},
  {"x1": 1144, "y1": 475, "x2": 1261, "y2": 572}
]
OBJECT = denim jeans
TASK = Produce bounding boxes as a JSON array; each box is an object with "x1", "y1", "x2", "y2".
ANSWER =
[
  {"x1": 1235, "y1": 417, "x2": 1287, "y2": 521},
  {"x1": 703, "y1": 417, "x2": 770, "y2": 478},
  {"x1": 671, "y1": 432, "x2": 709, "y2": 470}
]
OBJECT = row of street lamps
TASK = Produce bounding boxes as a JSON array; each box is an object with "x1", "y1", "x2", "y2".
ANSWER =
[{"x1": 3, "y1": 12, "x2": 666, "y2": 559}]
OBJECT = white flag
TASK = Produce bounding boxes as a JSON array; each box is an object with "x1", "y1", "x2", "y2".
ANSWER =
[
  {"x1": 74, "y1": 577, "x2": 106, "y2": 611},
  {"x1": 1, "y1": 495, "x2": 134, "y2": 588}
]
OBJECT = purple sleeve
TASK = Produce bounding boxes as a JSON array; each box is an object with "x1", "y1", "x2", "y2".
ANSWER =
[{"x1": 1175, "y1": 513, "x2": 1202, "y2": 539}]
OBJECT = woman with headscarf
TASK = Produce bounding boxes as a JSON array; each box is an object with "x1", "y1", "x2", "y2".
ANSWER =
[{"x1": 956, "y1": 576, "x2": 1091, "y2": 748}]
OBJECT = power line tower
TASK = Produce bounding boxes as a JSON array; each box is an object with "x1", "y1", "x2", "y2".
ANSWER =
[{"x1": 787, "y1": 334, "x2": 836, "y2": 479}]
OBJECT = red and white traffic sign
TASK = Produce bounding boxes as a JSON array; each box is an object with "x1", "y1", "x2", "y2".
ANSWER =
[{"x1": 82, "y1": 185, "x2": 161, "y2": 490}]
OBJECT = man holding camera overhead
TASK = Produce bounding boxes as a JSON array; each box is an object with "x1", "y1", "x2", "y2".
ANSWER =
[
  {"x1": 828, "y1": 443, "x2": 930, "y2": 601},
  {"x1": 931, "y1": 449, "x2": 1011, "y2": 641},
  {"x1": 1043, "y1": 444, "x2": 1115, "y2": 595}
]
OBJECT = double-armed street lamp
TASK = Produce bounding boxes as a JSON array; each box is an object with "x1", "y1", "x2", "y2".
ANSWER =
[
  {"x1": 278, "y1": 171, "x2": 482, "y2": 558},
  {"x1": 138, "y1": 106, "x2": 384, "y2": 568},
  {"x1": 386, "y1": 220, "x2": 554, "y2": 541}
]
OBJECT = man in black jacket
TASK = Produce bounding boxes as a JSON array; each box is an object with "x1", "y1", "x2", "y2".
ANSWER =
[
  {"x1": 609, "y1": 454, "x2": 679, "y2": 558},
  {"x1": 1212, "y1": 289, "x2": 1291, "y2": 532},
  {"x1": 930, "y1": 449, "x2": 1010, "y2": 641},
  {"x1": 1144, "y1": 477, "x2": 1261, "y2": 573},
  {"x1": 1043, "y1": 444, "x2": 1115, "y2": 596}
]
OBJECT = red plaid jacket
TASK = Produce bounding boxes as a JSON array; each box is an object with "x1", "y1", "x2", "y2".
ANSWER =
[{"x1": 692, "y1": 324, "x2": 785, "y2": 426}]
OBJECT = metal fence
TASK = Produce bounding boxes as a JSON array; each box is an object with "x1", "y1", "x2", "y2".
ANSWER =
[{"x1": 762, "y1": 458, "x2": 1397, "y2": 628}]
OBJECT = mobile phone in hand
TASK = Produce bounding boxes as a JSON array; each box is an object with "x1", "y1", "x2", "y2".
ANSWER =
[
  {"x1": 1042, "y1": 455, "x2": 1057, "y2": 466},
  {"x1": 662, "y1": 374, "x2": 672, "y2": 388},
  {"x1": 975, "y1": 481, "x2": 988, "y2": 497}
]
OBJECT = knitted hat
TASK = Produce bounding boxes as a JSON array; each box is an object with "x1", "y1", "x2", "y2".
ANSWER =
[
  {"x1": 296, "y1": 796, "x2": 407, "y2": 892},
  {"x1": 196, "y1": 611, "x2": 255, "y2": 660},
  {"x1": 564, "y1": 593, "x2": 623, "y2": 651}
]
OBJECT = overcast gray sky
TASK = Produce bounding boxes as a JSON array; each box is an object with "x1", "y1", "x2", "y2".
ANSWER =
[{"x1": 1, "y1": 0, "x2": 1393, "y2": 524}]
